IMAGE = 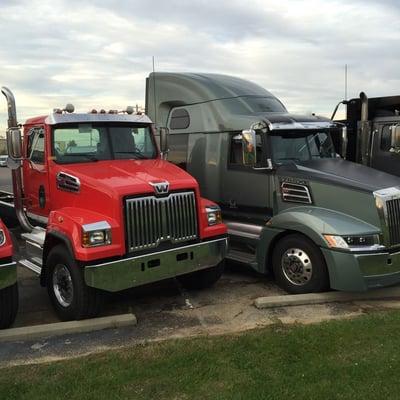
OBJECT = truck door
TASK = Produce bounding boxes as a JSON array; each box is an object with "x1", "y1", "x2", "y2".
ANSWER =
[
  {"x1": 23, "y1": 126, "x2": 51, "y2": 218},
  {"x1": 370, "y1": 123, "x2": 400, "y2": 177},
  {"x1": 220, "y1": 132, "x2": 273, "y2": 223}
]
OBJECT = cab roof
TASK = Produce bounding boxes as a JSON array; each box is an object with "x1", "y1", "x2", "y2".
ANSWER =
[{"x1": 24, "y1": 113, "x2": 152, "y2": 126}]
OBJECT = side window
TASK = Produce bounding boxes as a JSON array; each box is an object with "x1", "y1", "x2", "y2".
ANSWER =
[
  {"x1": 27, "y1": 128, "x2": 45, "y2": 164},
  {"x1": 229, "y1": 132, "x2": 263, "y2": 167},
  {"x1": 169, "y1": 108, "x2": 190, "y2": 130},
  {"x1": 381, "y1": 125, "x2": 392, "y2": 152}
]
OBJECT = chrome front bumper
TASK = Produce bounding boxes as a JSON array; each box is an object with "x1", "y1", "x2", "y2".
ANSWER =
[{"x1": 84, "y1": 237, "x2": 228, "y2": 292}]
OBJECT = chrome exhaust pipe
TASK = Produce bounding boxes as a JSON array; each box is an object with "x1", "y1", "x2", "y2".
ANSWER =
[
  {"x1": 1, "y1": 87, "x2": 34, "y2": 232},
  {"x1": 359, "y1": 91, "x2": 370, "y2": 165}
]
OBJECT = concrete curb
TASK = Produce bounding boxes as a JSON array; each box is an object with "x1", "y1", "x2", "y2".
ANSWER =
[
  {"x1": 0, "y1": 313, "x2": 137, "y2": 342},
  {"x1": 254, "y1": 286, "x2": 400, "y2": 309}
]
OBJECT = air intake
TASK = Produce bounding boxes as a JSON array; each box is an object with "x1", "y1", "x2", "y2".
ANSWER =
[
  {"x1": 56, "y1": 172, "x2": 80, "y2": 193},
  {"x1": 281, "y1": 182, "x2": 312, "y2": 204}
]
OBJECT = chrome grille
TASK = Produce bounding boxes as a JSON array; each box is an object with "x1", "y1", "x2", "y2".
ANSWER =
[
  {"x1": 387, "y1": 198, "x2": 400, "y2": 246},
  {"x1": 125, "y1": 191, "x2": 198, "y2": 252}
]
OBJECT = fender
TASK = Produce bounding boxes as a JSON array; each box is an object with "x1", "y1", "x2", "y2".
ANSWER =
[
  {"x1": 256, "y1": 206, "x2": 381, "y2": 274},
  {"x1": 46, "y1": 207, "x2": 124, "y2": 262}
]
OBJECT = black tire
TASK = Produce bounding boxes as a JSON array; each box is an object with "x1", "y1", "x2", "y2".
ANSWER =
[
  {"x1": 46, "y1": 245, "x2": 103, "y2": 321},
  {"x1": 0, "y1": 283, "x2": 18, "y2": 329},
  {"x1": 272, "y1": 234, "x2": 329, "y2": 294},
  {"x1": 177, "y1": 260, "x2": 225, "y2": 290}
]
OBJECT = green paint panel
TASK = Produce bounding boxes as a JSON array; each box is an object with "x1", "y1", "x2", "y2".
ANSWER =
[{"x1": 0, "y1": 263, "x2": 17, "y2": 290}]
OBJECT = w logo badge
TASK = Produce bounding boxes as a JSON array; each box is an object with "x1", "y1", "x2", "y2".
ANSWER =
[{"x1": 150, "y1": 181, "x2": 170, "y2": 195}]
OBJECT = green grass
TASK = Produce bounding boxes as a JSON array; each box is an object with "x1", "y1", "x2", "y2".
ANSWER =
[{"x1": 2, "y1": 311, "x2": 400, "y2": 400}]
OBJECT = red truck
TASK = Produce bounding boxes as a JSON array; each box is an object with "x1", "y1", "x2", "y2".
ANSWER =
[
  {"x1": 0, "y1": 87, "x2": 227, "y2": 321},
  {"x1": 0, "y1": 219, "x2": 17, "y2": 329}
]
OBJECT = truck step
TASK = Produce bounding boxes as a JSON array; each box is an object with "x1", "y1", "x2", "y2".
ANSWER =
[
  {"x1": 19, "y1": 258, "x2": 42, "y2": 275},
  {"x1": 227, "y1": 249, "x2": 258, "y2": 268},
  {"x1": 21, "y1": 227, "x2": 45, "y2": 247}
]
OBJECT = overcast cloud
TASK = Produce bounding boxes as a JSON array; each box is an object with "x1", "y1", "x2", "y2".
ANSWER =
[{"x1": 0, "y1": 0, "x2": 399, "y2": 128}]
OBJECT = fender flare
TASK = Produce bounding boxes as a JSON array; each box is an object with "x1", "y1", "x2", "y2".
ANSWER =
[{"x1": 40, "y1": 230, "x2": 74, "y2": 287}]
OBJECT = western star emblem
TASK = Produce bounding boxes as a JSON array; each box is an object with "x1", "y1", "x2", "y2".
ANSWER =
[{"x1": 149, "y1": 181, "x2": 170, "y2": 195}]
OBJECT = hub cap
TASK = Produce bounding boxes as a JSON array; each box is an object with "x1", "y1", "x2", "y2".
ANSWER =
[
  {"x1": 281, "y1": 248, "x2": 312, "y2": 286},
  {"x1": 53, "y1": 264, "x2": 74, "y2": 307}
]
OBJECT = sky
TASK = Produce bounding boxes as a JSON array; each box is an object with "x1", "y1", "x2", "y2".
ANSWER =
[{"x1": 0, "y1": 0, "x2": 399, "y2": 130}]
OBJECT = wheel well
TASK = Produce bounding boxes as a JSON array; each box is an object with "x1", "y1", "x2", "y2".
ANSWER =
[
  {"x1": 265, "y1": 230, "x2": 321, "y2": 276},
  {"x1": 41, "y1": 234, "x2": 73, "y2": 287}
]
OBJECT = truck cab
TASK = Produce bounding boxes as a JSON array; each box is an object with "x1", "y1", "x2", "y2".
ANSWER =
[
  {"x1": 0, "y1": 219, "x2": 18, "y2": 329},
  {"x1": 332, "y1": 93, "x2": 400, "y2": 176},
  {"x1": 1, "y1": 87, "x2": 227, "y2": 321},
  {"x1": 146, "y1": 72, "x2": 400, "y2": 294}
]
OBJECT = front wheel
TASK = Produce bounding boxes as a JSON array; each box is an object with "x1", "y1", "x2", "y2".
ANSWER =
[
  {"x1": 272, "y1": 234, "x2": 329, "y2": 294},
  {"x1": 0, "y1": 283, "x2": 18, "y2": 329},
  {"x1": 46, "y1": 245, "x2": 103, "y2": 321},
  {"x1": 177, "y1": 260, "x2": 225, "y2": 290}
]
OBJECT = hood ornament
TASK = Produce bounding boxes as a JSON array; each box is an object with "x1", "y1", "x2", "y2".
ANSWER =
[{"x1": 149, "y1": 180, "x2": 170, "y2": 195}]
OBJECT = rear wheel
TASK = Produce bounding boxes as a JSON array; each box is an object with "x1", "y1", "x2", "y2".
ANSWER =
[
  {"x1": 272, "y1": 234, "x2": 329, "y2": 294},
  {"x1": 0, "y1": 283, "x2": 18, "y2": 329},
  {"x1": 46, "y1": 245, "x2": 103, "y2": 321},
  {"x1": 177, "y1": 260, "x2": 225, "y2": 290}
]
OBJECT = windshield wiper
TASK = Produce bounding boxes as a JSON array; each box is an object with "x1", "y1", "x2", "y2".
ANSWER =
[{"x1": 114, "y1": 150, "x2": 148, "y2": 159}]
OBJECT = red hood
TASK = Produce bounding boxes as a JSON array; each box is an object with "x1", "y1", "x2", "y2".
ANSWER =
[{"x1": 57, "y1": 158, "x2": 198, "y2": 197}]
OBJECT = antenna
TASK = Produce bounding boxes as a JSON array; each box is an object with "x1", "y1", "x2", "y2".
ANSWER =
[
  {"x1": 152, "y1": 56, "x2": 157, "y2": 127},
  {"x1": 344, "y1": 64, "x2": 348, "y2": 101}
]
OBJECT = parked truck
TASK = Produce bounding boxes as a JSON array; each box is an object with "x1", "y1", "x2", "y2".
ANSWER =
[
  {"x1": 146, "y1": 72, "x2": 400, "y2": 294},
  {"x1": 331, "y1": 93, "x2": 400, "y2": 176},
  {"x1": 0, "y1": 220, "x2": 17, "y2": 329},
  {"x1": 0, "y1": 87, "x2": 227, "y2": 321}
]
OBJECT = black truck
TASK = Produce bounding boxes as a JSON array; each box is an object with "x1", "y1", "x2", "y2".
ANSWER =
[{"x1": 331, "y1": 93, "x2": 400, "y2": 176}]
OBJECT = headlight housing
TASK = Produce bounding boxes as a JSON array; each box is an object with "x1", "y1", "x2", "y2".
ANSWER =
[
  {"x1": 82, "y1": 221, "x2": 112, "y2": 248},
  {"x1": 0, "y1": 229, "x2": 5, "y2": 246},
  {"x1": 206, "y1": 205, "x2": 222, "y2": 226},
  {"x1": 323, "y1": 234, "x2": 383, "y2": 251}
]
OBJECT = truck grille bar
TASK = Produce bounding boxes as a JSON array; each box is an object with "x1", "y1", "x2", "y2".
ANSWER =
[
  {"x1": 387, "y1": 198, "x2": 400, "y2": 246},
  {"x1": 125, "y1": 191, "x2": 198, "y2": 252}
]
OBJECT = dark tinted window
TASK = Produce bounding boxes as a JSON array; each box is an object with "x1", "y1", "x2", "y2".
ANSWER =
[
  {"x1": 168, "y1": 134, "x2": 188, "y2": 169},
  {"x1": 170, "y1": 108, "x2": 190, "y2": 130},
  {"x1": 381, "y1": 125, "x2": 392, "y2": 151}
]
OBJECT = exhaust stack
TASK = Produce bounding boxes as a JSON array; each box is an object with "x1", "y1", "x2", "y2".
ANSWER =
[
  {"x1": 1, "y1": 87, "x2": 34, "y2": 232},
  {"x1": 359, "y1": 91, "x2": 370, "y2": 165}
]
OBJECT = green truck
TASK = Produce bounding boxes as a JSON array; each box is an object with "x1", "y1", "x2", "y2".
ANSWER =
[{"x1": 146, "y1": 72, "x2": 400, "y2": 294}]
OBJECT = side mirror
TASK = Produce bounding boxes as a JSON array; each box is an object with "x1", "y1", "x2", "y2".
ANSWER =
[
  {"x1": 6, "y1": 127, "x2": 22, "y2": 159},
  {"x1": 159, "y1": 127, "x2": 169, "y2": 158},
  {"x1": 241, "y1": 129, "x2": 257, "y2": 166},
  {"x1": 390, "y1": 125, "x2": 400, "y2": 153}
]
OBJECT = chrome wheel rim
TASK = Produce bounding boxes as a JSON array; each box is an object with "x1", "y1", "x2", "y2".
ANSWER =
[
  {"x1": 281, "y1": 248, "x2": 312, "y2": 286},
  {"x1": 53, "y1": 264, "x2": 74, "y2": 307}
]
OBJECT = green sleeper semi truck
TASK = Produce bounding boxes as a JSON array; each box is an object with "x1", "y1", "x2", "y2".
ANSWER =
[{"x1": 146, "y1": 72, "x2": 400, "y2": 294}]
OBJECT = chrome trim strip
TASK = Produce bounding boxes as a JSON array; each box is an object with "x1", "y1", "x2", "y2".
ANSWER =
[
  {"x1": 82, "y1": 221, "x2": 111, "y2": 232},
  {"x1": 0, "y1": 261, "x2": 16, "y2": 269},
  {"x1": 86, "y1": 237, "x2": 227, "y2": 269}
]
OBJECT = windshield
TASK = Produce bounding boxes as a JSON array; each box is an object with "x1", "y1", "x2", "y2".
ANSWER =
[
  {"x1": 270, "y1": 131, "x2": 336, "y2": 163},
  {"x1": 52, "y1": 123, "x2": 157, "y2": 164}
]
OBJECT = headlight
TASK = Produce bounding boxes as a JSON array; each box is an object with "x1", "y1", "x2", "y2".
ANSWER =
[
  {"x1": 82, "y1": 221, "x2": 112, "y2": 248},
  {"x1": 206, "y1": 206, "x2": 222, "y2": 226},
  {"x1": 323, "y1": 234, "x2": 382, "y2": 251},
  {"x1": 0, "y1": 229, "x2": 5, "y2": 246}
]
